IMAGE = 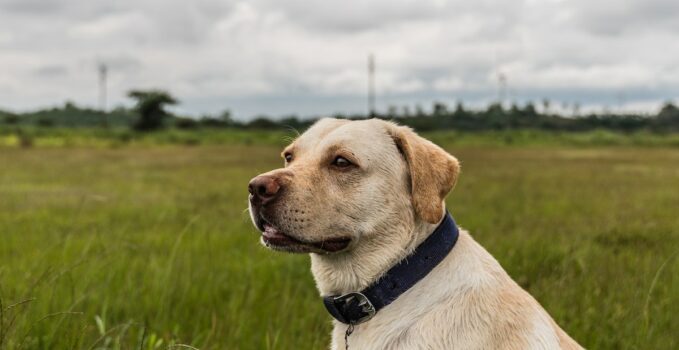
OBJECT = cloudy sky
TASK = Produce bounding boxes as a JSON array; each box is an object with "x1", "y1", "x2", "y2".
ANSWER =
[{"x1": 1, "y1": 0, "x2": 678, "y2": 119}]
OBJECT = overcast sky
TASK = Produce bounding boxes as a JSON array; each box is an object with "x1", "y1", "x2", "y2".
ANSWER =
[{"x1": 1, "y1": 0, "x2": 678, "y2": 119}]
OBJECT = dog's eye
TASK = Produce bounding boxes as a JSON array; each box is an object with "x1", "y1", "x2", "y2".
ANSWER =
[
  {"x1": 332, "y1": 156, "x2": 352, "y2": 168},
  {"x1": 284, "y1": 153, "x2": 293, "y2": 162}
]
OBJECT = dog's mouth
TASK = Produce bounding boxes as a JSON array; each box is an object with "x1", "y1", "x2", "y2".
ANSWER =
[{"x1": 257, "y1": 217, "x2": 351, "y2": 254}]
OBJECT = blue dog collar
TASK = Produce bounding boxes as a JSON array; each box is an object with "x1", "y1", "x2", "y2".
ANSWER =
[{"x1": 323, "y1": 212, "x2": 459, "y2": 325}]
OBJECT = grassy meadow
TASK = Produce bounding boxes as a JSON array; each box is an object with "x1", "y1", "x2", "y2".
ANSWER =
[{"x1": 0, "y1": 130, "x2": 678, "y2": 349}]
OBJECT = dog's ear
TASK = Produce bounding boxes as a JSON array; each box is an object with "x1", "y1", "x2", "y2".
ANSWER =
[{"x1": 387, "y1": 124, "x2": 460, "y2": 224}]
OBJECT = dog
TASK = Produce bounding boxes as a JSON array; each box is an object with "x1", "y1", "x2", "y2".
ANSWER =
[{"x1": 248, "y1": 118, "x2": 583, "y2": 349}]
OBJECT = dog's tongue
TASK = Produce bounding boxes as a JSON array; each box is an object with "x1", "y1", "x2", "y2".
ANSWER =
[{"x1": 263, "y1": 224, "x2": 285, "y2": 239}]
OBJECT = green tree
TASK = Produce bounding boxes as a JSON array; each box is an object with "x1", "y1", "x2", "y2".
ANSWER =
[
  {"x1": 655, "y1": 102, "x2": 679, "y2": 131},
  {"x1": 432, "y1": 102, "x2": 448, "y2": 117},
  {"x1": 219, "y1": 109, "x2": 234, "y2": 125},
  {"x1": 1, "y1": 111, "x2": 19, "y2": 125},
  {"x1": 127, "y1": 90, "x2": 178, "y2": 131}
]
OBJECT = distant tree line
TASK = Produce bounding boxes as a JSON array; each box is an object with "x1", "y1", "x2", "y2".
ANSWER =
[{"x1": 1, "y1": 89, "x2": 678, "y2": 132}]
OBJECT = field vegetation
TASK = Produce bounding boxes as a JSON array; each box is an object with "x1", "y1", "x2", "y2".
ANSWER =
[
  {"x1": 0, "y1": 130, "x2": 677, "y2": 349},
  {"x1": 2, "y1": 90, "x2": 679, "y2": 133}
]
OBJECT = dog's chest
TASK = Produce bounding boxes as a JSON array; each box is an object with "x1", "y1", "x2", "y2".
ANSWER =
[
  {"x1": 332, "y1": 314, "x2": 492, "y2": 350},
  {"x1": 330, "y1": 285, "x2": 496, "y2": 350}
]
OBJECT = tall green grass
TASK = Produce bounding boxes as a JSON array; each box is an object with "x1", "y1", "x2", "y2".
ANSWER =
[{"x1": 0, "y1": 142, "x2": 677, "y2": 349}]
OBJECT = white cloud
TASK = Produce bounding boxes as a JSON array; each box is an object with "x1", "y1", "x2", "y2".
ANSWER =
[{"x1": 0, "y1": 0, "x2": 677, "y2": 118}]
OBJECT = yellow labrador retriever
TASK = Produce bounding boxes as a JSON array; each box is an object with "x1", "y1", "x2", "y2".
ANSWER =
[{"x1": 248, "y1": 118, "x2": 582, "y2": 350}]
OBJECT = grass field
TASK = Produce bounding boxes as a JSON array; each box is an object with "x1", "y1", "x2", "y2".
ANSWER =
[{"x1": 1, "y1": 133, "x2": 678, "y2": 349}]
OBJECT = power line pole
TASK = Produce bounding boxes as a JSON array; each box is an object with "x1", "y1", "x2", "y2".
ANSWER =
[
  {"x1": 497, "y1": 72, "x2": 507, "y2": 107},
  {"x1": 368, "y1": 53, "x2": 376, "y2": 117},
  {"x1": 98, "y1": 63, "x2": 108, "y2": 127}
]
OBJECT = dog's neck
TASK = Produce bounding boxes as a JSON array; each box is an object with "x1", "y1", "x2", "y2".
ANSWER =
[{"x1": 310, "y1": 213, "x2": 442, "y2": 296}]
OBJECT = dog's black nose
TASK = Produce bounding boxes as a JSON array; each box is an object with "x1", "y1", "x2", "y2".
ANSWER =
[{"x1": 248, "y1": 175, "x2": 280, "y2": 204}]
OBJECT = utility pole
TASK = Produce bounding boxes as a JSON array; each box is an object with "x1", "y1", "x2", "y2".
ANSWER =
[
  {"x1": 98, "y1": 63, "x2": 108, "y2": 127},
  {"x1": 497, "y1": 72, "x2": 507, "y2": 107},
  {"x1": 368, "y1": 54, "x2": 376, "y2": 117}
]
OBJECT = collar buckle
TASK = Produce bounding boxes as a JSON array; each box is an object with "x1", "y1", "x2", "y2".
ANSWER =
[{"x1": 332, "y1": 292, "x2": 376, "y2": 325}]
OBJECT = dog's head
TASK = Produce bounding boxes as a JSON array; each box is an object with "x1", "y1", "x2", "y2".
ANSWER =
[{"x1": 248, "y1": 118, "x2": 460, "y2": 254}]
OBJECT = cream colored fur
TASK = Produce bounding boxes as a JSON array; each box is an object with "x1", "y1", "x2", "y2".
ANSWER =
[{"x1": 250, "y1": 118, "x2": 583, "y2": 349}]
